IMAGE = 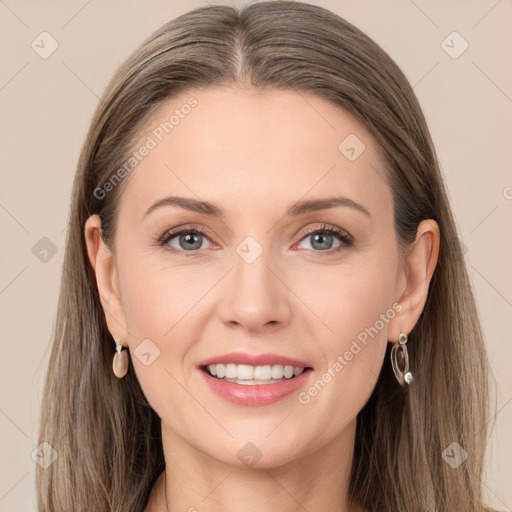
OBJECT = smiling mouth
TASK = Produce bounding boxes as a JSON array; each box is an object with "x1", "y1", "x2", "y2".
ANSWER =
[{"x1": 200, "y1": 363, "x2": 313, "y2": 385}]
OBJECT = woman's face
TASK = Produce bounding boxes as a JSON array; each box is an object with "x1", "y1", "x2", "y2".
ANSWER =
[{"x1": 99, "y1": 86, "x2": 409, "y2": 467}]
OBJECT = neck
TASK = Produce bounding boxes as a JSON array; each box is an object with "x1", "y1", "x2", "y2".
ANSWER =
[{"x1": 147, "y1": 419, "x2": 362, "y2": 512}]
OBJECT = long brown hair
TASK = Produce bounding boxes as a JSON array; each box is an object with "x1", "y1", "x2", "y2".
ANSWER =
[{"x1": 36, "y1": 2, "x2": 494, "y2": 510}]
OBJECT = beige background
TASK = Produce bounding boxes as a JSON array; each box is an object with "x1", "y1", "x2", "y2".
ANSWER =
[{"x1": 1, "y1": 0, "x2": 511, "y2": 510}]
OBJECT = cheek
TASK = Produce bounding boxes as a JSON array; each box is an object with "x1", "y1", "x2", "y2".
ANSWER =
[
  {"x1": 116, "y1": 255, "x2": 220, "y2": 394},
  {"x1": 115, "y1": 258, "x2": 205, "y2": 412},
  {"x1": 118, "y1": 255, "x2": 206, "y2": 339},
  {"x1": 120, "y1": 271, "x2": 166, "y2": 338},
  {"x1": 290, "y1": 250, "x2": 397, "y2": 434},
  {"x1": 291, "y1": 252, "x2": 398, "y2": 347}
]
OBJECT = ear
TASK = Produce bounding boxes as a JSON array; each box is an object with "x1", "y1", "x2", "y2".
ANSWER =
[
  {"x1": 84, "y1": 214, "x2": 128, "y2": 340},
  {"x1": 388, "y1": 219, "x2": 440, "y2": 341}
]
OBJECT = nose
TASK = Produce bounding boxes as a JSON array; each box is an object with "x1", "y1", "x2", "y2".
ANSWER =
[{"x1": 216, "y1": 248, "x2": 292, "y2": 335}]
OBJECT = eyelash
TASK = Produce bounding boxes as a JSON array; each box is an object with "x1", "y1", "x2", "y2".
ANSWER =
[{"x1": 157, "y1": 223, "x2": 353, "y2": 256}]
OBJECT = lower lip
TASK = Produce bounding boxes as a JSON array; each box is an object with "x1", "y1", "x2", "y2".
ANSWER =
[{"x1": 198, "y1": 368, "x2": 314, "y2": 406}]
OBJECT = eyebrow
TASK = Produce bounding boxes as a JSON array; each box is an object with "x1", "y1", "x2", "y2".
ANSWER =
[{"x1": 143, "y1": 195, "x2": 372, "y2": 219}]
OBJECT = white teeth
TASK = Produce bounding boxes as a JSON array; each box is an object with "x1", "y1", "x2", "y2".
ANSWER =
[
  {"x1": 206, "y1": 363, "x2": 307, "y2": 381},
  {"x1": 225, "y1": 363, "x2": 237, "y2": 379},
  {"x1": 253, "y1": 365, "x2": 272, "y2": 380},
  {"x1": 215, "y1": 363, "x2": 226, "y2": 378},
  {"x1": 271, "y1": 364, "x2": 284, "y2": 379},
  {"x1": 237, "y1": 364, "x2": 254, "y2": 380},
  {"x1": 283, "y1": 365, "x2": 294, "y2": 378}
]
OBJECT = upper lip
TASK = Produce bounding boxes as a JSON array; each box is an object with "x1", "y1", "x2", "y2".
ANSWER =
[{"x1": 198, "y1": 352, "x2": 313, "y2": 368}]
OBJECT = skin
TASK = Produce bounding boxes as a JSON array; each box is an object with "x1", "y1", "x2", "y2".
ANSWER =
[{"x1": 85, "y1": 86, "x2": 440, "y2": 512}]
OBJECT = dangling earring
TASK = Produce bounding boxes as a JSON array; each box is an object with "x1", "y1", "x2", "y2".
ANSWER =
[
  {"x1": 113, "y1": 338, "x2": 129, "y2": 379},
  {"x1": 390, "y1": 332, "x2": 413, "y2": 386}
]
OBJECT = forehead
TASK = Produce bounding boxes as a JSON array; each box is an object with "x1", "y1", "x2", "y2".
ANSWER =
[{"x1": 120, "y1": 86, "x2": 392, "y2": 220}]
